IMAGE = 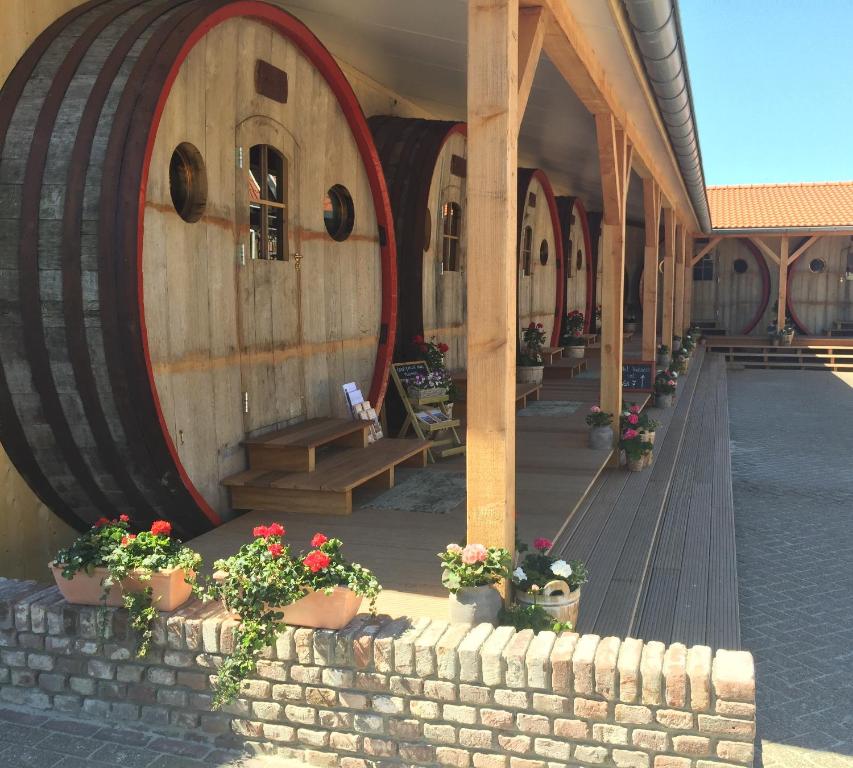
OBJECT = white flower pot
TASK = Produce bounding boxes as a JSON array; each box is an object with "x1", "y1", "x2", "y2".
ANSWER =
[
  {"x1": 656, "y1": 354, "x2": 670, "y2": 367},
  {"x1": 517, "y1": 365, "x2": 544, "y2": 385},
  {"x1": 588, "y1": 426, "x2": 613, "y2": 450},
  {"x1": 448, "y1": 585, "x2": 503, "y2": 625},
  {"x1": 516, "y1": 581, "x2": 581, "y2": 627},
  {"x1": 655, "y1": 393, "x2": 673, "y2": 409},
  {"x1": 567, "y1": 346, "x2": 585, "y2": 359}
]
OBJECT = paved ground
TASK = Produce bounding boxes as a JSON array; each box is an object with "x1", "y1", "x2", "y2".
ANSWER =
[
  {"x1": 727, "y1": 369, "x2": 853, "y2": 768},
  {"x1": 0, "y1": 705, "x2": 304, "y2": 768}
]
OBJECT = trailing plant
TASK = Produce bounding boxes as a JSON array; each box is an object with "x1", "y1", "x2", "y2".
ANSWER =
[
  {"x1": 210, "y1": 526, "x2": 380, "y2": 708},
  {"x1": 519, "y1": 322, "x2": 546, "y2": 366},
  {"x1": 53, "y1": 515, "x2": 132, "y2": 579},
  {"x1": 585, "y1": 405, "x2": 613, "y2": 428},
  {"x1": 438, "y1": 543, "x2": 512, "y2": 593},
  {"x1": 511, "y1": 538, "x2": 588, "y2": 594},
  {"x1": 498, "y1": 601, "x2": 573, "y2": 633}
]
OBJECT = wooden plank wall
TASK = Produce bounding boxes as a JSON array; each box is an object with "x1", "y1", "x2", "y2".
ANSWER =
[{"x1": 788, "y1": 236, "x2": 853, "y2": 333}]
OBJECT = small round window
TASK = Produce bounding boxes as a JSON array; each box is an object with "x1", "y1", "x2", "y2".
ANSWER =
[
  {"x1": 423, "y1": 208, "x2": 432, "y2": 251},
  {"x1": 733, "y1": 258, "x2": 749, "y2": 274},
  {"x1": 169, "y1": 142, "x2": 207, "y2": 223},
  {"x1": 323, "y1": 185, "x2": 355, "y2": 242},
  {"x1": 809, "y1": 257, "x2": 826, "y2": 274},
  {"x1": 539, "y1": 240, "x2": 549, "y2": 266}
]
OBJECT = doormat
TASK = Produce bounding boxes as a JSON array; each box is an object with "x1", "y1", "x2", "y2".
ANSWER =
[
  {"x1": 360, "y1": 471, "x2": 466, "y2": 515},
  {"x1": 572, "y1": 369, "x2": 599, "y2": 380},
  {"x1": 518, "y1": 400, "x2": 583, "y2": 417}
]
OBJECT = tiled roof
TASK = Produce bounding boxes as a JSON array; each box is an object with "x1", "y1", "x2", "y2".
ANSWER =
[{"x1": 707, "y1": 181, "x2": 853, "y2": 230}]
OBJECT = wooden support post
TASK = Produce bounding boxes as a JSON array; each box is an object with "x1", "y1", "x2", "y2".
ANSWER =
[
  {"x1": 517, "y1": 6, "x2": 546, "y2": 131},
  {"x1": 673, "y1": 224, "x2": 686, "y2": 336},
  {"x1": 661, "y1": 208, "x2": 676, "y2": 350},
  {"x1": 465, "y1": 0, "x2": 519, "y2": 556},
  {"x1": 641, "y1": 178, "x2": 661, "y2": 361},
  {"x1": 778, "y1": 236, "x2": 789, "y2": 329},
  {"x1": 595, "y1": 112, "x2": 632, "y2": 445},
  {"x1": 684, "y1": 234, "x2": 695, "y2": 330}
]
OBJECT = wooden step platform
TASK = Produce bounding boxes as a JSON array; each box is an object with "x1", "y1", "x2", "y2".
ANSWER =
[
  {"x1": 541, "y1": 346, "x2": 563, "y2": 364},
  {"x1": 244, "y1": 418, "x2": 369, "y2": 472},
  {"x1": 543, "y1": 357, "x2": 588, "y2": 380},
  {"x1": 707, "y1": 338, "x2": 853, "y2": 372},
  {"x1": 224, "y1": 438, "x2": 430, "y2": 515},
  {"x1": 516, "y1": 381, "x2": 541, "y2": 409}
]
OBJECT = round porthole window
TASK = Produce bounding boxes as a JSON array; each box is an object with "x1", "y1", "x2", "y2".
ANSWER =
[
  {"x1": 809, "y1": 257, "x2": 826, "y2": 274},
  {"x1": 169, "y1": 142, "x2": 207, "y2": 223},
  {"x1": 423, "y1": 208, "x2": 432, "y2": 251},
  {"x1": 733, "y1": 258, "x2": 749, "y2": 274},
  {"x1": 539, "y1": 240, "x2": 549, "y2": 266},
  {"x1": 323, "y1": 184, "x2": 355, "y2": 242}
]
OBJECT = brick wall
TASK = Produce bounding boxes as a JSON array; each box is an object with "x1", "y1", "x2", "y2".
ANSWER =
[{"x1": 0, "y1": 579, "x2": 755, "y2": 768}]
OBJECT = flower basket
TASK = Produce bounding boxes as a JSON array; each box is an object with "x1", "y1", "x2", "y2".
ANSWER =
[
  {"x1": 50, "y1": 565, "x2": 193, "y2": 611},
  {"x1": 626, "y1": 456, "x2": 646, "y2": 472},
  {"x1": 515, "y1": 580, "x2": 580, "y2": 626},
  {"x1": 50, "y1": 564, "x2": 124, "y2": 607},
  {"x1": 448, "y1": 585, "x2": 503, "y2": 625},
  {"x1": 640, "y1": 430, "x2": 656, "y2": 445},
  {"x1": 517, "y1": 365, "x2": 544, "y2": 385},
  {"x1": 408, "y1": 386, "x2": 446, "y2": 400}
]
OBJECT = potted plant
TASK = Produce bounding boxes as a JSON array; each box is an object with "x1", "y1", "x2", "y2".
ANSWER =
[
  {"x1": 51, "y1": 517, "x2": 201, "y2": 657},
  {"x1": 407, "y1": 370, "x2": 448, "y2": 400},
  {"x1": 782, "y1": 324, "x2": 795, "y2": 346},
  {"x1": 654, "y1": 371, "x2": 677, "y2": 408},
  {"x1": 585, "y1": 405, "x2": 614, "y2": 450},
  {"x1": 498, "y1": 602, "x2": 574, "y2": 633},
  {"x1": 211, "y1": 526, "x2": 380, "y2": 708},
  {"x1": 564, "y1": 333, "x2": 586, "y2": 359},
  {"x1": 656, "y1": 344, "x2": 670, "y2": 367},
  {"x1": 562, "y1": 310, "x2": 585, "y2": 341},
  {"x1": 672, "y1": 334, "x2": 682, "y2": 353},
  {"x1": 518, "y1": 322, "x2": 546, "y2": 385},
  {"x1": 624, "y1": 314, "x2": 638, "y2": 333},
  {"x1": 412, "y1": 335, "x2": 457, "y2": 410},
  {"x1": 438, "y1": 542, "x2": 511, "y2": 624},
  {"x1": 671, "y1": 350, "x2": 688, "y2": 375},
  {"x1": 621, "y1": 429, "x2": 652, "y2": 471},
  {"x1": 511, "y1": 538, "x2": 588, "y2": 626},
  {"x1": 593, "y1": 305, "x2": 602, "y2": 333}
]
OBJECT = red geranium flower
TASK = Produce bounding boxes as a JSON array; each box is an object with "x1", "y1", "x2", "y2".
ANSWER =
[
  {"x1": 536, "y1": 323, "x2": 543, "y2": 329},
  {"x1": 150, "y1": 520, "x2": 172, "y2": 537},
  {"x1": 94, "y1": 517, "x2": 110, "y2": 528},
  {"x1": 303, "y1": 550, "x2": 331, "y2": 573},
  {"x1": 438, "y1": 343, "x2": 449, "y2": 354},
  {"x1": 119, "y1": 514, "x2": 130, "y2": 523},
  {"x1": 413, "y1": 334, "x2": 424, "y2": 344},
  {"x1": 311, "y1": 533, "x2": 328, "y2": 548},
  {"x1": 266, "y1": 522, "x2": 285, "y2": 537},
  {"x1": 252, "y1": 525, "x2": 270, "y2": 539},
  {"x1": 534, "y1": 537, "x2": 553, "y2": 552},
  {"x1": 267, "y1": 543, "x2": 284, "y2": 558},
  {"x1": 121, "y1": 534, "x2": 136, "y2": 546}
]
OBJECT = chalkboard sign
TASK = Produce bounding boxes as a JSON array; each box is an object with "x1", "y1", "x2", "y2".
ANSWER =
[
  {"x1": 622, "y1": 360, "x2": 655, "y2": 392},
  {"x1": 392, "y1": 361, "x2": 430, "y2": 385}
]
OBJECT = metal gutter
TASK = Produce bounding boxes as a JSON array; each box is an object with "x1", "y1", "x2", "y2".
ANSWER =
[{"x1": 622, "y1": 0, "x2": 712, "y2": 232}]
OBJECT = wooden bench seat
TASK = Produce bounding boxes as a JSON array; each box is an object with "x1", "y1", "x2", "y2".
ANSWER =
[
  {"x1": 543, "y1": 358, "x2": 588, "y2": 380},
  {"x1": 516, "y1": 382, "x2": 541, "y2": 409},
  {"x1": 244, "y1": 417, "x2": 369, "y2": 472},
  {"x1": 224, "y1": 438, "x2": 430, "y2": 515},
  {"x1": 541, "y1": 346, "x2": 563, "y2": 364}
]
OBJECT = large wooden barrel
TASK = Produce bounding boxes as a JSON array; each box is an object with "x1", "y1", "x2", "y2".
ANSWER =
[
  {"x1": 369, "y1": 116, "x2": 467, "y2": 370},
  {"x1": 787, "y1": 236, "x2": 853, "y2": 334},
  {"x1": 556, "y1": 196, "x2": 593, "y2": 334},
  {"x1": 517, "y1": 169, "x2": 563, "y2": 345},
  {"x1": 0, "y1": 0, "x2": 397, "y2": 536}
]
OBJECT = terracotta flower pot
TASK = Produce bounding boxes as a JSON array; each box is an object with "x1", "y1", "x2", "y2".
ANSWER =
[
  {"x1": 49, "y1": 565, "x2": 193, "y2": 611},
  {"x1": 516, "y1": 581, "x2": 580, "y2": 626},
  {"x1": 280, "y1": 587, "x2": 363, "y2": 630},
  {"x1": 50, "y1": 564, "x2": 124, "y2": 607},
  {"x1": 448, "y1": 585, "x2": 503, "y2": 625},
  {"x1": 123, "y1": 568, "x2": 194, "y2": 612},
  {"x1": 517, "y1": 365, "x2": 544, "y2": 385}
]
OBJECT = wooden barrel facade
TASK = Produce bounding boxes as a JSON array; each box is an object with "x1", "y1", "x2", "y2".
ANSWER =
[
  {"x1": 787, "y1": 236, "x2": 853, "y2": 334},
  {"x1": 556, "y1": 196, "x2": 593, "y2": 334},
  {"x1": 517, "y1": 169, "x2": 563, "y2": 345},
  {"x1": 0, "y1": 0, "x2": 397, "y2": 536},
  {"x1": 369, "y1": 117, "x2": 467, "y2": 369}
]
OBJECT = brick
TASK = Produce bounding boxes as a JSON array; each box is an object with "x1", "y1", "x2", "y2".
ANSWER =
[
  {"x1": 697, "y1": 714, "x2": 755, "y2": 740},
  {"x1": 516, "y1": 713, "x2": 550, "y2": 734},
  {"x1": 312, "y1": 629, "x2": 336, "y2": 666},
  {"x1": 400, "y1": 743, "x2": 436, "y2": 763},
  {"x1": 274, "y1": 684, "x2": 306, "y2": 702},
  {"x1": 574, "y1": 745, "x2": 608, "y2": 764},
  {"x1": 424, "y1": 723, "x2": 457, "y2": 744},
  {"x1": 11, "y1": 668, "x2": 36, "y2": 686},
  {"x1": 371, "y1": 694, "x2": 404, "y2": 714},
  {"x1": 163, "y1": 650, "x2": 194, "y2": 668},
  {"x1": 459, "y1": 683, "x2": 490, "y2": 705},
  {"x1": 533, "y1": 738, "x2": 569, "y2": 760},
  {"x1": 263, "y1": 723, "x2": 296, "y2": 742},
  {"x1": 330, "y1": 732, "x2": 361, "y2": 752},
  {"x1": 594, "y1": 635, "x2": 621, "y2": 699},
  {"x1": 390, "y1": 675, "x2": 423, "y2": 697},
  {"x1": 275, "y1": 626, "x2": 296, "y2": 661},
  {"x1": 653, "y1": 759, "x2": 691, "y2": 768},
  {"x1": 494, "y1": 688, "x2": 529, "y2": 709},
  {"x1": 116, "y1": 665, "x2": 144, "y2": 683},
  {"x1": 443, "y1": 703, "x2": 477, "y2": 724},
  {"x1": 255, "y1": 660, "x2": 289, "y2": 681},
  {"x1": 613, "y1": 750, "x2": 650, "y2": 768},
  {"x1": 503, "y1": 629, "x2": 534, "y2": 688},
  {"x1": 459, "y1": 623, "x2": 494, "y2": 682},
  {"x1": 392, "y1": 617, "x2": 431, "y2": 676},
  {"x1": 715, "y1": 700, "x2": 755, "y2": 718},
  {"x1": 481, "y1": 708, "x2": 514, "y2": 729},
  {"x1": 473, "y1": 755, "x2": 507, "y2": 768},
  {"x1": 532, "y1": 692, "x2": 568, "y2": 714},
  {"x1": 508, "y1": 759, "x2": 545, "y2": 768},
  {"x1": 572, "y1": 633, "x2": 600, "y2": 694},
  {"x1": 415, "y1": 621, "x2": 448, "y2": 678},
  {"x1": 460, "y1": 728, "x2": 494, "y2": 749},
  {"x1": 437, "y1": 623, "x2": 470, "y2": 680},
  {"x1": 662, "y1": 643, "x2": 687, "y2": 708},
  {"x1": 711, "y1": 650, "x2": 755, "y2": 703},
  {"x1": 306, "y1": 687, "x2": 338, "y2": 707},
  {"x1": 352, "y1": 621, "x2": 383, "y2": 670},
  {"x1": 573, "y1": 696, "x2": 607, "y2": 720},
  {"x1": 294, "y1": 628, "x2": 315, "y2": 664},
  {"x1": 549, "y1": 631, "x2": 578, "y2": 693},
  {"x1": 716, "y1": 740, "x2": 754, "y2": 764},
  {"x1": 436, "y1": 746, "x2": 471, "y2": 767},
  {"x1": 497, "y1": 734, "x2": 531, "y2": 754},
  {"x1": 284, "y1": 704, "x2": 317, "y2": 725},
  {"x1": 354, "y1": 671, "x2": 388, "y2": 691},
  {"x1": 38, "y1": 673, "x2": 66, "y2": 693},
  {"x1": 252, "y1": 701, "x2": 284, "y2": 720},
  {"x1": 554, "y1": 718, "x2": 589, "y2": 739},
  {"x1": 291, "y1": 665, "x2": 322, "y2": 685},
  {"x1": 157, "y1": 687, "x2": 187, "y2": 707},
  {"x1": 524, "y1": 630, "x2": 556, "y2": 690},
  {"x1": 593, "y1": 722, "x2": 628, "y2": 745},
  {"x1": 87, "y1": 659, "x2": 114, "y2": 679},
  {"x1": 231, "y1": 719, "x2": 264, "y2": 737},
  {"x1": 388, "y1": 718, "x2": 420, "y2": 740},
  {"x1": 616, "y1": 637, "x2": 643, "y2": 703},
  {"x1": 632, "y1": 729, "x2": 669, "y2": 751},
  {"x1": 656, "y1": 709, "x2": 694, "y2": 730},
  {"x1": 304, "y1": 750, "x2": 338, "y2": 768},
  {"x1": 147, "y1": 667, "x2": 176, "y2": 685},
  {"x1": 672, "y1": 735, "x2": 711, "y2": 756},
  {"x1": 374, "y1": 618, "x2": 410, "y2": 673},
  {"x1": 481, "y1": 626, "x2": 515, "y2": 686},
  {"x1": 410, "y1": 699, "x2": 440, "y2": 719},
  {"x1": 319, "y1": 710, "x2": 354, "y2": 730},
  {"x1": 297, "y1": 727, "x2": 330, "y2": 747},
  {"x1": 640, "y1": 641, "x2": 665, "y2": 705},
  {"x1": 424, "y1": 679, "x2": 458, "y2": 701},
  {"x1": 354, "y1": 714, "x2": 385, "y2": 735},
  {"x1": 686, "y1": 645, "x2": 712, "y2": 711},
  {"x1": 69, "y1": 676, "x2": 96, "y2": 696}
]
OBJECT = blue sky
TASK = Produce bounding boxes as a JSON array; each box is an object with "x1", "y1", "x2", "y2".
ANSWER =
[{"x1": 679, "y1": 0, "x2": 853, "y2": 186}]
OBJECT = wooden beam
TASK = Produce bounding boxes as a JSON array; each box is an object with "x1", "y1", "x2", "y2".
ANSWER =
[
  {"x1": 788, "y1": 235, "x2": 820, "y2": 265},
  {"x1": 661, "y1": 207, "x2": 676, "y2": 350},
  {"x1": 517, "y1": 5, "x2": 546, "y2": 131},
  {"x1": 595, "y1": 112, "x2": 633, "y2": 451},
  {"x1": 777, "y1": 236, "x2": 789, "y2": 330},
  {"x1": 691, "y1": 236, "x2": 722, "y2": 266},
  {"x1": 641, "y1": 177, "x2": 661, "y2": 360},
  {"x1": 465, "y1": 0, "x2": 518, "y2": 564},
  {"x1": 673, "y1": 224, "x2": 686, "y2": 336},
  {"x1": 748, "y1": 236, "x2": 780, "y2": 266},
  {"x1": 684, "y1": 234, "x2": 695, "y2": 329}
]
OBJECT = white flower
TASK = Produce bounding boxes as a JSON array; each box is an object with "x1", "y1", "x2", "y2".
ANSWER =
[
  {"x1": 513, "y1": 567, "x2": 527, "y2": 582},
  {"x1": 550, "y1": 560, "x2": 573, "y2": 578}
]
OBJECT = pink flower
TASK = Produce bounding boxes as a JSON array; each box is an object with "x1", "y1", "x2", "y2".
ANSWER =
[
  {"x1": 623, "y1": 429, "x2": 638, "y2": 440},
  {"x1": 668, "y1": 380, "x2": 675, "y2": 387},
  {"x1": 461, "y1": 543, "x2": 488, "y2": 565},
  {"x1": 629, "y1": 405, "x2": 640, "y2": 414},
  {"x1": 446, "y1": 543, "x2": 464, "y2": 555},
  {"x1": 267, "y1": 543, "x2": 284, "y2": 558},
  {"x1": 590, "y1": 405, "x2": 601, "y2": 413},
  {"x1": 534, "y1": 538, "x2": 553, "y2": 552},
  {"x1": 266, "y1": 522, "x2": 285, "y2": 537},
  {"x1": 252, "y1": 525, "x2": 269, "y2": 539},
  {"x1": 628, "y1": 414, "x2": 639, "y2": 425},
  {"x1": 311, "y1": 533, "x2": 328, "y2": 548}
]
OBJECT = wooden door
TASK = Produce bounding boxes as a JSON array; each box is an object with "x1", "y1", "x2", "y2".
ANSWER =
[{"x1": 236, "y1": 117, "x2": 306, "y2": 435}]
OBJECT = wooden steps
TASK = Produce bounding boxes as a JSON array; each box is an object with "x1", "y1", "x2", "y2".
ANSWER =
[
  {"x1": 224, "y1": 418, "x2": 429, "y2": 515},
  {"x1": 543, "y1": 358, "x2": 588, "y2": 380},
  {"x1": 541, "y1": 346, "x2": 564, "y2": 364},
  {"x1": 707, "y1": 339, "x2": 853, "y2": 372}
]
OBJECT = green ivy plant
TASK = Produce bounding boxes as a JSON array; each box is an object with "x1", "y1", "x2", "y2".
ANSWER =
[{"x1": 498, "y1": 602, "x2": 574, "y2": 633}]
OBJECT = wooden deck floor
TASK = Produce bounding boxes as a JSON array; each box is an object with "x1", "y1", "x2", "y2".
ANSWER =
[{"x1": 555, "y1": 346, "x2": 741, "y2": 649}]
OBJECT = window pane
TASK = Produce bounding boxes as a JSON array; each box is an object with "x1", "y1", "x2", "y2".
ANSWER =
[
  {"x1": 266, "y1": 206, "x2": 283, "y2": 260},
  {"x1": 266, "y1": 149, "x2": 284, "y2": 203}
]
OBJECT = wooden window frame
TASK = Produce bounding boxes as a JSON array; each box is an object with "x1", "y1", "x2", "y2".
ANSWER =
[
  {"x1": 521, "y1": 225, "x2": 533, "y2": 277},
  {"x1": 441, "y1": 201, "x2": 462, "y2": 273},
  {"x1": 249, "y1": 144, "x2": 288, "y2": 261}
]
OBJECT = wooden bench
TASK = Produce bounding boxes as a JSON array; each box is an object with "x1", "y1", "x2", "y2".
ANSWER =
[
  {"x1": 543, "y1": 357, "x2": 588, "y2": 380},
  {"x1": 516, "y1": 381, "x2": 541, "y2": 409},
  {"x1": 243, "y1": 418, "x2": 369, "y2": 473},
  {"x1": 224, "y1": 438, "x2": 430, "y2": 515},
  {"x1": 541, "y1": 346, "x2": 564, "y2": 364}
]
